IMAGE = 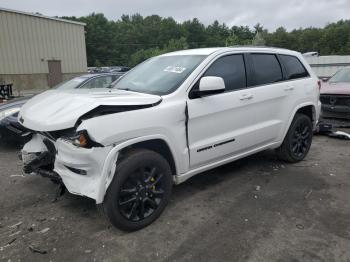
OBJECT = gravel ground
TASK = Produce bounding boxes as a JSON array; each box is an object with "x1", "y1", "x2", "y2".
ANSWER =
[{"x1": 0, "y1": 133, "x2": 349, "y2": 262}]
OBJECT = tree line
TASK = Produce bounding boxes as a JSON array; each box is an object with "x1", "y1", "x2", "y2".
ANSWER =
[{"x1": 62, "y1": 14, "x2": 350, "y2": 67}]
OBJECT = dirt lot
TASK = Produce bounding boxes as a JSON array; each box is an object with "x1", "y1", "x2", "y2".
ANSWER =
[{"x1": 0, "y1": 133, "x2": 349, "y2": 262}]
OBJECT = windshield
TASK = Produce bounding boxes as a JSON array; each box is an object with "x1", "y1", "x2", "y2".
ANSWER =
[
  {"x1": 112, "y1": 55, "x2": 206, "y2": 95},
  {"x1": 54, "y1": 77, "x2": 88, "y2": 90},
  {"x1": 329, "y1": 67, "x2": 350, "y2": 83}
]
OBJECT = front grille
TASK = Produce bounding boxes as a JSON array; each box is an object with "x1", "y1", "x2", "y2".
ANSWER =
[
  {"x1": 39, "y1": 128, "x2": 76, "y2": 141},
  {"x1": 320, "y1": 95, "x2": 350, "y2": 106},
  {"x1": 6, "y1": 124, "x2": 22, "y2": 134},
  {"x1": 43, "y1": 139, "x2": 56, "y2": 156},
  {"x1": 322, "y1": 110, "x2": 350, "y2": 120}
]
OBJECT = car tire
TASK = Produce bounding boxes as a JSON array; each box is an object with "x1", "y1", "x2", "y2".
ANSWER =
[
  {"x1": 101, "y1": 149, "x2": 173, "y2": 231},
  {"x1": 276, "y1": 113, "x2": 313, "y2": 163}
]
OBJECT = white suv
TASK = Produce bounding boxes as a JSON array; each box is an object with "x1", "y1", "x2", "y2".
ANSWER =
[{"x1": 19, "y1": 47, "x2": 321, "y2": 231}]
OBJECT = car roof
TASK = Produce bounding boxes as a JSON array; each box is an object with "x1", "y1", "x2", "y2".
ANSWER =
[{"x1": 161, "y1": 46, "x2": 299, "y2": 56}]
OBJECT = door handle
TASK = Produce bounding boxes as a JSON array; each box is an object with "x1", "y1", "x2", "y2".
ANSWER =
[
  {"x1": 284, "y1": 86, "x2": 294, "y2": 91},
  {"x1": 239, "y1": 94, "x2": 254, "y2": 100}
]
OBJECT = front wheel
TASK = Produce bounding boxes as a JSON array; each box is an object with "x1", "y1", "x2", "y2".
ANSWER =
[
  {"x1": 101, "y1": 149, "x2": 173, "y2": 231},
  {"x1": 276, "y1": 113, "x2": 313, "y2": 163}
]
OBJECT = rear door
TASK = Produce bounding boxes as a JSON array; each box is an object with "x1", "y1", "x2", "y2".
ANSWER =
[
  {"x1": 278, "y1": 54, "x2": 312, "y2": 128},
  {"x1": 244, "y1": 53, "x2": 290, "y2": 145}
]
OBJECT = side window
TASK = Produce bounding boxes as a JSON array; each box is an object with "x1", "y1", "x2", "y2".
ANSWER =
[
  {"x1": 203, "y1": 55, "x2": 246, "y2": 91},
  {"x1": 280, "y1": 55, "x2": 309, "y2": 80},
  {"x1": 82, "y1": 76, "x2": 113, "y2": 89},
  {"x1": 251, "y1": 54, "x2": 283, "y2": 85}
]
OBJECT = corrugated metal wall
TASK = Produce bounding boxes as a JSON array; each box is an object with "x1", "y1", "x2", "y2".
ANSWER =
[
  {"x1": 0, "y1": 9, "x2": 87, "y2": 74},
  {"x1": 305, "y1": 56, "x2": 350, "y2": 78}
]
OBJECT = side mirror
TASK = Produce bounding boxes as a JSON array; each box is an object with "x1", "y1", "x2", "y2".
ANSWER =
[{"x1": 192, "y1": 76, "x2": 225, "y2": 98}]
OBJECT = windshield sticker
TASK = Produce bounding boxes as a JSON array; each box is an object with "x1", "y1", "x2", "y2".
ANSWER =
[{"x1": 163, "y1": 66, "x2": 186, "y2": 74}]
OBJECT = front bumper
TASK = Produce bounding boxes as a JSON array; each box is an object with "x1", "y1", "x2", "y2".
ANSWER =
[
  {"x1": 22, "y1": 134, "x2": 114, "y2": 202},
  {"x1": 54, "y1": 139, "x2": 113, "y2": 200},
  {"x1": 320, "y1": 94, "x2": 350, "y2": 120},
  {"x1": 321, "y1": 104, "x2": 350, "y2": 120}
]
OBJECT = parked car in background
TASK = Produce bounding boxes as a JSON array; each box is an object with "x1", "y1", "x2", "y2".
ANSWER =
[
  {"x1": 19, "y1": 47, "x2": 320, "y2": 231},
  {"x1": 88, "y1": 66, "x2": 130, "y2": 74},
  {"x1": 109, "y1": 66, "x2": 130, "y2": 73},
  {"x1": 0, "y1": 96, "x2": 31, "y2": 143},
  {"x1": 0, "y1": 73, "x2": 124, "y2": 144},
  {"x1": 320, "y1": 67, "x2": 350, "y2": 120}
]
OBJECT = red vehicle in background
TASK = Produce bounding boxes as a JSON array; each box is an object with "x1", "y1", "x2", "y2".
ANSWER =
[{"x1": 320, "y1": 67, "x2": 350, "y2": 120}]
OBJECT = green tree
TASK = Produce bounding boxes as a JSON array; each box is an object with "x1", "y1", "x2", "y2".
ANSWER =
[
  {"x1": 164, "y1": 37, "x2": 189, "y2": 51},
  {"x1": 225, "y1": 34, "x2": 240, "y2": 46},
  {"x1": 252, "y1": 31, "x2": 266, "y2": 46},
  {"x1": 265, "y1": 27, "x2": 291, "y2": 48},
  {"x1": 62, "y1": 14, "x2": 350, "y2": 67},
  {"x1": 182, "y1": 18, "x2": 206, "y2": 48},
  {"x1": 206, "y1": 20, "x2": 230, "y2": 46},
  {"x1": 129, "y1": 48, "x2": 163, "y2": 67},
  {"x1": 77, "y1": 13, "x2": 116, "y2": 66},
  {"x1": 129, "y1": 37, "x2": 189, "y2": 66},
  {"x1": 231, "y1": 26, "x2": 255, "y2": 44}
]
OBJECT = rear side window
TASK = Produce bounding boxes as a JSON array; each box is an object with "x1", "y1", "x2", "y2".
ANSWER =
[
  {"x1": 251, "y1": 54, "x2": 283, "y2": 86},
  {"x1": 280, "y1": 55, "x2": 309, "y2": 80},
  {"x1": 204, "y1": 55, "x2": 246, "y2": 91}
]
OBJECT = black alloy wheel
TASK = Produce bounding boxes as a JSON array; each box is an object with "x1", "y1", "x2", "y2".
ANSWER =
[
  {"x1": 101, "y1": 149, "x2": 173, "y2": 231},
  {"x1": 118, "y1": 166, "x2": 165, "y2": 222},
  {"x1": 276, "y1": 113, "x2": 313, "y2": 163},
  {"x1": 291, "y1": 120, "x2": 311, "y2": 158}
]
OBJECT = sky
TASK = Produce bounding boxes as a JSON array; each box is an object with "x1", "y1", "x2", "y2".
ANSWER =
[{"x1": 0, "y1": 0, "x2": 349, "y2": 31}]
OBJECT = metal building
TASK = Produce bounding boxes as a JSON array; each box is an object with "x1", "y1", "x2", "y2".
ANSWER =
[
  {"x1": 304, "y1": 55, "x2": 350, "y2": 79},
  {"x1": 0, "y1": 7, "x2": 87, "y2": 94}
]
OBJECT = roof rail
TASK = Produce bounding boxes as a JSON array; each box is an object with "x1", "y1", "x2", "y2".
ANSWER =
[{"x1": 227, "y1": 45, "x2": 290, "y2": 50}]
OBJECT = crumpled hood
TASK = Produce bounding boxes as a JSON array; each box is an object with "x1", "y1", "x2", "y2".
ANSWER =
[
  {"x1": 19, "y1": 89, "x2": 161, "y2": 132},
  {"x1": 320, "y1": 82, "x2": 350, "y2": 95}
]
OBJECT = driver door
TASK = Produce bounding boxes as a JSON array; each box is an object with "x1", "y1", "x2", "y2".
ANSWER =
[{"x1": 187, "y1": 54, "x2": 258, "y2": 168}]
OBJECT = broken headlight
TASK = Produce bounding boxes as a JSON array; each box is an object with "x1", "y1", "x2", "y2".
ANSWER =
[{"x1": 65, "y1": 130, "x2": 102, "y2": 148}]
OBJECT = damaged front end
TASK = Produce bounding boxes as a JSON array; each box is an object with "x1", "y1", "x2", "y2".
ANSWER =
[
  {"x1": 18, "y1": 90, "x2": 161, "y2": 204},
  {"x1": 21, "y1": 131, "x2": 114, "y2": 201},
  {"x1": 18, "y1": 89, "x2": 162, "y2": 202},
  {"x1": 22, "y1": 134, "x2": 59, "y2": 181}
]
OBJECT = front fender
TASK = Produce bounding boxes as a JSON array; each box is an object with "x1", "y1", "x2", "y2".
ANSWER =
[{"x1": 95, "y1": 134, "x2": 181, "y2": 204}]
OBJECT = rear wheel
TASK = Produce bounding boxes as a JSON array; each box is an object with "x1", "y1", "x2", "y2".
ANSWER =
[
  {"x1": 276, "y1": 113, "x2": 313, "y2": 163},
  {"x1": 101, "y1": 149, "x2": 173, "y2": 231}
]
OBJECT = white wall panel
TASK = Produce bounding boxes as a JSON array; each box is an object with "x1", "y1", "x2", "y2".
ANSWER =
[
  {"x1": 0, "y1": 9, "x2": 87, "y2": 74},
  {"x1": 305, "y1": 55, "x2": 350, "y2": 78}
]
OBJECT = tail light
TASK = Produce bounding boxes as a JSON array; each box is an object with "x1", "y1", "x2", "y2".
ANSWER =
[{"x1": 317, "y1": 80, "x2": 321, "y2": 90}]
